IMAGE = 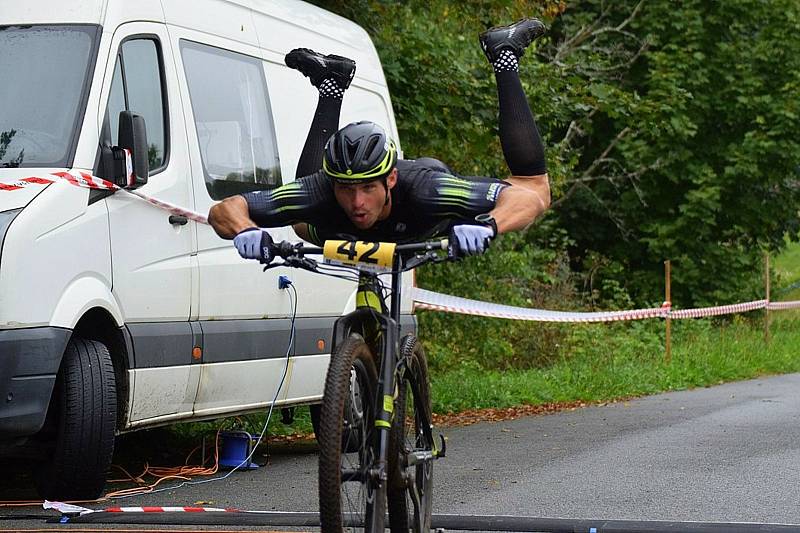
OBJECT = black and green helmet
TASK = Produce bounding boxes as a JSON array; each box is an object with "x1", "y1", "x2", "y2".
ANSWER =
[{"x1": 323, "y1": 121, "x2": 397, "y2": 183}]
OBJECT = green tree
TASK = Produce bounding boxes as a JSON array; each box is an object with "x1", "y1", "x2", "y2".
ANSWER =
[
  {"x1": 311, "y1": 0, "x2": 800, "y2": 308},
  {"x1": 306, "y1": 0, "x2": 800, "y2": 369},
  {"x1": 551, "y1": 0, "x2": 800, "y2": 306}
]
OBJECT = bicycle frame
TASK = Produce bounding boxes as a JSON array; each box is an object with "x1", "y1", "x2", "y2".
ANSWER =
[
  {"x1": 267, "y1": 238, "x2": 447, "y2": 530},
  {"x1": 328, "y1": 258, "x2": 405, "y2": 489}
]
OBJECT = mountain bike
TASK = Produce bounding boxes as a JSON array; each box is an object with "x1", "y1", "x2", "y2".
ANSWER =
[{"x1": 266, "y1": 238, "x2": 449, "y2": 533}]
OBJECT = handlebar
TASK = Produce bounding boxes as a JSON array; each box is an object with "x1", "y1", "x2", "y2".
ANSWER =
[
  {"x1": 270, "y1": 239, "x2": 448, "y2": 259},
  {"x1": 265, "y1": 238, "x2": 451, "y2": 273},
  {"x1": 270, "y1": 240, "x2": 322, "y2": 259}
]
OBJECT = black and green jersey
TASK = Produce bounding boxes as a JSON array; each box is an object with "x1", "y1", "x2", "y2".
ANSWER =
[{"x1": 242, "y1": 158, "x2": 508, "y2": 245}]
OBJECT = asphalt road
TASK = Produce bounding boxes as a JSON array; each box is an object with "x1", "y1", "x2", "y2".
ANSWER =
[{"x1": 3, "y1": 373, "x2": 800, "y2": 530}]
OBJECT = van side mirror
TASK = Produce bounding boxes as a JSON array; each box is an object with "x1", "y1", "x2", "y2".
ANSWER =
[
  {"x1": 115, "y1": 111, "x2": 149, "y2": 189},
  {"x1": 99, "y1": 111, "x2": 149, "y2": 189}
]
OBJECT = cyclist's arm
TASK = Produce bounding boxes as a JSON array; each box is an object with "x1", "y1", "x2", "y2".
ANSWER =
[
  {"x1": 491, "y1": 173, "x2": 550, "y2": 233},
  {"x1": 415, "y1": 172, "x2": 548, "y2": 233},
  {"x1": 208, "y1": 195, "x2": 256, "y2": 239},
  {"x1": 209, "y1": 173, "x2": 332, "y2": 240}
]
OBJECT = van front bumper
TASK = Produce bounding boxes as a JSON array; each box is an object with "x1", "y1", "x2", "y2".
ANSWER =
[{"x1": 0, "y1": 327, "x2": 71, "y2": 439}]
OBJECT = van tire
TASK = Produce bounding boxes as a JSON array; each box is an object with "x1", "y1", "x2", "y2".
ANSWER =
[{"x1": 35, "y1": 337, "x2": 117, "y2": 500}]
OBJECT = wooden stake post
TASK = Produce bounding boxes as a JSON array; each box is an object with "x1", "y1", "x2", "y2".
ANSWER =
[
  {"x1": 765, "y1": 253, "x2": 771, "y2": 345},
  {"x1": 665, "y1": 260, "x2": 671, "y2": 363}
]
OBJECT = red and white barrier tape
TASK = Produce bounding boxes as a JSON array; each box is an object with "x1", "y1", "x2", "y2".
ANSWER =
[
  {"x1": 7, "y1": 172, "x2": 800, "y2": 322},
  {"x1": 668, "y1": 299, "x2": 768, "y2": 319},
  {"x1": 105, "y1": 506, "x2": 239, "y2": 513},
  {"x1": 0, "y1": 170, "x2": 208, "y2": 224},
  {"x1": 412, "y1": 288, "x2": 800, "y2": 323},
  {"x1": 412, "y1": 288, "x2": 670, "y2": 323},
  {"x1": 43, "y1": 500, "x2": 240, "y2": 516},
  {"x1": 766, "y1": 300, "x2": 800, "y2": 311}
]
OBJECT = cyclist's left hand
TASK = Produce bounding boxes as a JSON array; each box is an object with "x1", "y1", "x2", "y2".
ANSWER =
[{"x1": 448, "y1": 224, "x2": 495, "y2": 258}]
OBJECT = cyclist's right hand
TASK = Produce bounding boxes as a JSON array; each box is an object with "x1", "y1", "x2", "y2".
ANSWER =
[{"x1": 233, "y1": 227, "x2": 274, "y2": 263}]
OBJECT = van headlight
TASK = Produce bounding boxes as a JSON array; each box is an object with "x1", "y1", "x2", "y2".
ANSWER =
[{"x1": 0, "y1": 208, "x2": 22, "y2": 263}]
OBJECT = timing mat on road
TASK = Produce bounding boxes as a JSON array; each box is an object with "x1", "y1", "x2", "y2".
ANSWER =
[
  {"x1": 47, "y1": 509, "x2": 800, "y2": 532},
  {"x1": 2, "y1": 529, "x2": 294, "y2": 533}
]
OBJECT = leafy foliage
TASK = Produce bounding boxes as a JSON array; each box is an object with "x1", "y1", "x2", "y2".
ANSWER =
[
  {"x1": 308, "y1": 0, "x2": 800, "y2": 369},
  {"x1": 550, "y1": 0, "x2": 800, "y2": 306}
]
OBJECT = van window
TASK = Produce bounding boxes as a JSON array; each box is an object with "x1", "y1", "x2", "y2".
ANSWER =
[
  {"x1": 105, "y1": 38, "x2": 168, "y2": 172},
  {"x1": 0, "y1": 25, "x2": 99, "y2": 168},
  {"x1": 180, "y1": 40, "x2": 282, "y2": 199}
]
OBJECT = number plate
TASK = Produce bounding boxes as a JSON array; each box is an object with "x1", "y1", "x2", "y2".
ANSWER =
[{"x1": 323, "y1": 240, "x2": 396, "y2": 271}]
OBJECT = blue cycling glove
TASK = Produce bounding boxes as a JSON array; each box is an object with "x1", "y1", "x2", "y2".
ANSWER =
[
  {"x1": 448, "y1": 223, "x2": 496, "y2": 258},
  {"x1": 233, "y1": 227, "x2": 274, "y2": 263}
]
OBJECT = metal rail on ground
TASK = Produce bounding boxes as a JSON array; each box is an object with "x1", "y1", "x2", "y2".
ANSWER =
[{"x1": 57, "y1": 510, "x2": 800, "y2": 532}]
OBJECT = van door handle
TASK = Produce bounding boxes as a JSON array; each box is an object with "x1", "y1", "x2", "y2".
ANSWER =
[{"x1": 169, "y1": 215, "x2": 188, "y2": 226}]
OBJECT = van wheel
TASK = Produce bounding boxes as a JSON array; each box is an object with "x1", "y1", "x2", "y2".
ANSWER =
[{"x1": 35, "y1": 337, "x2": 117, "y2": 500}]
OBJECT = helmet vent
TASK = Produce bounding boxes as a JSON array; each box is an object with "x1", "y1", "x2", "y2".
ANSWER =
[
  {"x1": 364, "y1": 136, "x2": 380, "y2": 161},
  {"x1": 345, "y1": 138, "x2": 360, "y2": 168}
]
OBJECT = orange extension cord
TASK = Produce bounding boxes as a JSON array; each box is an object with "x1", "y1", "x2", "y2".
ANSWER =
[
  {"x1": 103, "y1": 429, "x2": 222, "y2": 498},
  {"x1": 0, "y1": 429, "x2": 223, "y2": 506}
]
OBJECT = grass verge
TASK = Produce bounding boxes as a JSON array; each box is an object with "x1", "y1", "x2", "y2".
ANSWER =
[
  {"x1": 167, "y1": 311, "x2": 800, "y2": 443},
  {"x1": 430, "y1": 311, "x2": 800, "y2": 414}
]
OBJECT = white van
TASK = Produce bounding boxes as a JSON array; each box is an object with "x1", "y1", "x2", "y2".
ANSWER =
[{"x1": 0, "y1": 0, "x2": 415, "y2": 499}]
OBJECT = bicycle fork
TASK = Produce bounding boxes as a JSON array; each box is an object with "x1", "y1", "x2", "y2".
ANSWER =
[
  {"x1": 370, "y1": 319, "x2": 398, "y2": 487},
  {"x1": 371, "y1": 323, "x2": 446, "y2": 487}
]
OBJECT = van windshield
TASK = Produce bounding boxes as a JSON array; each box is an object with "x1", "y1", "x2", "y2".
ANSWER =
[{"x1": 0, "y1": 25, "x2": 99, "y2": 168}]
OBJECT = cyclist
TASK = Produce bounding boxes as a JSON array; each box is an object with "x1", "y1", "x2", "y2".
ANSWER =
[{"x1": 209, "y1": 17, "x2": 551, "y2": 260}]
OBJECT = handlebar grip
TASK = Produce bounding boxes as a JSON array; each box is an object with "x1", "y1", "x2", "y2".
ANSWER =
[{"x1": 270, "y1": 240, "x2": 295, "y2": 259}]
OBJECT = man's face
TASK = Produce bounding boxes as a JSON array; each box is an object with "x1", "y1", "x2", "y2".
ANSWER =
[{"x1": 333, "y1": 169, "x2": 398, "y2": 230}]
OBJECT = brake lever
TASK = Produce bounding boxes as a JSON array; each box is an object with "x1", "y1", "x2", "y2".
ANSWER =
[
  {"x1": 285, "y1": 256, "x2": 319, "y2": 271},
  {"x1": 300, "y1": 257, "x2": 319, "y2": 270},
  {"x1": 404, "y1": 250, "x2": 447, "y2": 270},
  {"x1": 262, "y1": 261, "x2": 286, "y2": 271}
]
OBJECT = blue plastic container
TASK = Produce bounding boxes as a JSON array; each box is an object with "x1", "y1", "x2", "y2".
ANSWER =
[{"x1": 218, "y1": 431, "x2": 260, "y2": 469}]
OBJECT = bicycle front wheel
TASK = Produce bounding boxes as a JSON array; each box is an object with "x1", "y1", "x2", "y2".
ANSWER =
[
  {"x1": 318, "y1": 334, "x2": 383, "y2": 533},
  {"x1": 388, "y1": 334, "x2": 434, "y2": 533}
]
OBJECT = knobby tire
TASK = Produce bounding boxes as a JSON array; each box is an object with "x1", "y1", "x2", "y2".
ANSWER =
[
  {"x1": 387, "y1": 334, "x2": 434, "y2": 533},
  {"x1": 318, "y1": 334, "x2": 382, "y2": 533}
]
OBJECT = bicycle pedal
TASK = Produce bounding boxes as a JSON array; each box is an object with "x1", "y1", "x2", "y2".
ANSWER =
[{"x1": 437, "y1": 433, "x2": 447, "y2": 458}]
